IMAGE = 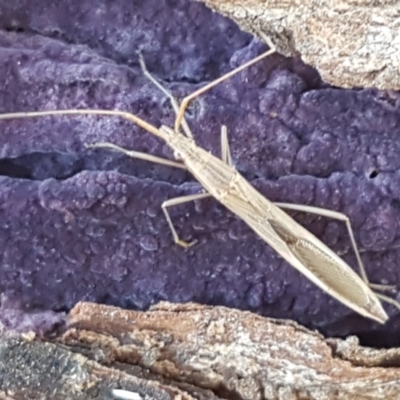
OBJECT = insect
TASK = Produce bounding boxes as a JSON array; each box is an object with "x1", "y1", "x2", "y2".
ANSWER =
[{"x1": 0, "y1": 36, "x2": 399, "y2": 323}]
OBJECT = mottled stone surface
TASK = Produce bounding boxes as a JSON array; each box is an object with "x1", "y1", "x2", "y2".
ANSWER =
[{"x1": 0, "y1": 0, "x2": 400, "y2": 346}]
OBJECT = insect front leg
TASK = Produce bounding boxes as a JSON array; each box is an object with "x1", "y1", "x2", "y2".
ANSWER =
[
  {"x1": 162, "y1": 192, "x2": 211, "y2": 248},
  {"x1": 86, "y1": 142, "x2": 187, "y2": 170},
  {"x1": 174, "y1": 36, "x2": 277, "y2": 132}
]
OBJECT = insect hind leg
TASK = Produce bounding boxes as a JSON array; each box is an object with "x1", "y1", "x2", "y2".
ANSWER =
[
  {"x1": 274, "y1": 203, "x2": 398, "y2": 288},
  {"x1": 375, "y1": 293, "x2": 400, "y2": 311},
  {"x1": 275, "y1": 201, "x2": 400, "y2": 312}
]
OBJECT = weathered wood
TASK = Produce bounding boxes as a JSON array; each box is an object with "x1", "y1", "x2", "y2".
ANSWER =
[
  {"x1": 61, "y1": 301, "x2": 400, "y2": 400},
  {"x1": 197, "y1": 0, "x2": 400, "y2": 90},
  {"x1": 0, "y1": 330, "x2": 221, "y2": 399},
  {"x1": 3, "y1": 302, "x2": 400, "y2": 398}
]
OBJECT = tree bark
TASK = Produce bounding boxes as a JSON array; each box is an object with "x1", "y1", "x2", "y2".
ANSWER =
[
  {"x1": 197, "y1": 0, "x2": 400, "y2": 90},
  {"x1": 4, "y1": 302, "x2": 400, "y2": 399}
]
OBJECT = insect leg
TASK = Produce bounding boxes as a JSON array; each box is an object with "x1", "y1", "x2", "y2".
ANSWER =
[
  {"x1": 274, "y1": 202, "x2": 397, "y2": 292},
  {"x1": 162, "y1": 192, "x2": 211, "y2": 247},
  {"x1": 86, "y1": 142, "x2": 187, "y2": 170},
  {"x1": 174, "y1": 36, "x2": 277, "y2": 132},
  {"x1": 220, "y1": 125, "x2": 233, "y2": 166},
  {"x1": 138, "y1": 53, "x2": 194, "y2": 140},
  {"x1": 375, "y1": 293, "x2": 400, "y2": 311}
]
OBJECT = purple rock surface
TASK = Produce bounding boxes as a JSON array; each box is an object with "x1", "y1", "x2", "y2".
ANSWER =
[{"x1": 0, "y1": 0, "x2": 400, "y2": 346}]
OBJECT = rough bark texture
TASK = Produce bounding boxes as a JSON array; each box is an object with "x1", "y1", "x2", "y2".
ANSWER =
[
  {"x1": 0, "y1": 334, "x2": 219, "y2": 400},
  {"x1": 197, "y1": 0, "x2": 400, "y2": 90},
  {"x1": 3, "y1": 302, "x2": 400, "y2": 399},
  {"x1": 0, "y1": 309, "x2": 222, "y2": 400}
]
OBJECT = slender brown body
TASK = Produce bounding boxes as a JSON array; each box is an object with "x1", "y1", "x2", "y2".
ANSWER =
[
  {"x1": 160, "y1": 125, "x2": 388, "y2": 323},
  {"x1": 0, "y1": 109, "x2": 392, "y2": 323},
  {"x1": 0, "y1": 36, "x2": 397, "y2": 323}
]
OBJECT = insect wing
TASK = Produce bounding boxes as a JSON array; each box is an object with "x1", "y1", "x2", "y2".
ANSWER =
[{"x1": 269, "y1": 219, "x2": 388, "y2": 322}]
